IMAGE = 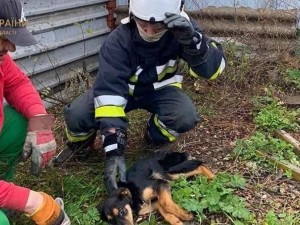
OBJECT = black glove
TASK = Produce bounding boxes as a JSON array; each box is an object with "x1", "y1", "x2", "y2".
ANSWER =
[
  {"x1": 102, "y1": 128, "x2": 127, "y2": 194},
  {"x1": 164, "y1": 12, "x2": 208, "y2": 66},
  {"x1": 164, "y1": 12, "x2": 196, "y2": 46}
]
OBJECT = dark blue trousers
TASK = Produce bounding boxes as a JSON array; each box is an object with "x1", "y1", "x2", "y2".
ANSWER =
[{"x1": 64, "y1": 86, "x2": 200, "y2": 143}]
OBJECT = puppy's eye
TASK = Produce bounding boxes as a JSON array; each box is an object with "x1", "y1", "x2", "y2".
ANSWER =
[{"x1": 119, "y1": 208, "x2": 125, "y2": 217}]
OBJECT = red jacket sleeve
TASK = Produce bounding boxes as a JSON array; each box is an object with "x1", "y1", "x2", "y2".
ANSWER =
[
  {"x1": 2, "y1": 54, "x2": 46, "y2": 118},
  {"x1": 0, "y1": 181, "x2": 30, "y2": 211}
]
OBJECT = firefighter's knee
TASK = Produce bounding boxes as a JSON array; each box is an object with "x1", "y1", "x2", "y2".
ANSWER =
[
  {"x1": 64, "y1": 104, "x2": 84, "y2": 131},
  {"x1": 64, "y1": 103, "x2": 96, "y2": 133},
  {"x1": 63, "y1": 89, "x2": 97, "y2": 133},
  {"x1": 171, "y1": 108, "x2": 201, "y2": 133}
]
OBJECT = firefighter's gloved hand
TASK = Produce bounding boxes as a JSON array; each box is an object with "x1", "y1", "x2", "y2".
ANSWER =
[
  {"x1": 22, "y1": 115, "x2": 57, "y2": 177},
  {"x1": 102, "y1": 128, "x2": 127, "y2": 194},
  {"x1": 164, "y1": 12, "x2": 196, "y2": 46},
  {"x1": 27, "y1": 192, "x2": 71, "y2": 225},
  {"x1": 104, "y1": 149, "x2": 126, "y2": 194}
]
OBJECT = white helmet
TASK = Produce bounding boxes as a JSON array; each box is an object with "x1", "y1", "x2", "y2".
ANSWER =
[{"x1": 129, "y1": 0, "x2": 184, "y2": 22}]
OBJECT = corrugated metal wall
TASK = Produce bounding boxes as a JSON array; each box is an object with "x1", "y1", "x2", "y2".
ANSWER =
[{"x1": 10, "y1": 0, "x2": 110, "y2": 96}]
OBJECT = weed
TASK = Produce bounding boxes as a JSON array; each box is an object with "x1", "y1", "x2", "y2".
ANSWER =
[
  {"x1": 285, "y1": 69, "x2": 300, "y2": 91},
  {"x1": 264, "y1": 210, "x2": 300, "y2": 225},
  {"x1": 253, "y1": 100, "x2": 300, "y2": 132},
  {"x1": 60, "y1": 175, "x2": 105, "y2": 224},
  {"x1": 284, "y1": 169, "x2": 293, "y2": 178},
  {"x1": 171, "y1": 173, "x2": 252, "y2": 224},
  {"x1": 233, "y1": 132, "x2": 300, "y2": 167},
  {"x1": 178, "y1": 59, "x2": 189, "y2": 74},
  {"x1": 221, "y1": 42, "x2": 253, "y2": 84},
  {"x1": 139, "y1": 215, "x2": 156, "y2": 225},
  {"x1": 251, "y1": 96, "x2": 275, "y2": 113},
  {"x1": 13, "y1": 163, "x2": 106, "y2": 225}
]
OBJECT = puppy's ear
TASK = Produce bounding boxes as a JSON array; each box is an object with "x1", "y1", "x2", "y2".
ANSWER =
[
  {"x1": 96, "y1": 201, "x2": 107, "y2": 220},
  {"x1": 116, "y1": 187, "x2": 132, "y2": 199},
  {"x1": 96, "y1": 201, "x2": 104, "y2": 213}
]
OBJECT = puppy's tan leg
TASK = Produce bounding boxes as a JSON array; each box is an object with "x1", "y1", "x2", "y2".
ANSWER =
[
  {"x1": 168, "y1": 165, "x2": 215, "y2": 180},
  {"x1": 138, "y1": 201, "x2": 183, "y2": 225},
  {"x1": 156, "y1": 202, "x2": 184, "y2": 225},
  {"x1": 157, "y1": 184, "x2": 194, "y2": 222}
]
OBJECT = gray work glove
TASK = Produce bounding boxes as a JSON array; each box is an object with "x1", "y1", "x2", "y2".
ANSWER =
[
  {"x1": 102, "y1": 128, "x2": 127, "y2": 194},
  {"x1": 164, "y1": 12, "x2": 195, "y2": 46},
  {"x1": 104, "y1": 149, "x2": 126, "y2": 194}
]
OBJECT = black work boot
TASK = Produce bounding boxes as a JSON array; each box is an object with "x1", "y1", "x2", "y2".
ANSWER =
[
  {"x1": 143, "y1": 128, "x2": 171, "y2": 154},
  {"x1": 54, "y1": 133, "x2": 96, "y2": 167}
]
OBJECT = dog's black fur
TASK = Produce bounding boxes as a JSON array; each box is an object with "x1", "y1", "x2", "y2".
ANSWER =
[{"x1": 97, "y1": 152, "x2": 215, "y2": 225}]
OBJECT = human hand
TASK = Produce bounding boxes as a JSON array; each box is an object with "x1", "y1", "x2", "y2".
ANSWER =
[{"x1": 22, "y1": 114, "x2": 57, "y2": 176}]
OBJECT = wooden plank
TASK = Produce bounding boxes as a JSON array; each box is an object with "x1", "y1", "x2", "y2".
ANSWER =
[
  {"x1": 279, "y1": 95, "x2": 300, "y2": 106},
  {"x1": 274, "y1": 130, "x2": 300, "y2": 156},
  {"x1": 255, "y1": 150, "x2": 300, "y2": 182}
]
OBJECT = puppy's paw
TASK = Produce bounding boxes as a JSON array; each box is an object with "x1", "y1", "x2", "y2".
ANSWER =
[
  {"x1": 170, "y1": 218, "x2": 183, "y2": 225},
  {"x1": 178, "y1": 210, "x2": 194, "y2": 221}
]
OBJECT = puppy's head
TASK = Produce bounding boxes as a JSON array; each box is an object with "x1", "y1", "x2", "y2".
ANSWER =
[{"x1": 97, "y1": 188, "x2": 133, "y2": 225}]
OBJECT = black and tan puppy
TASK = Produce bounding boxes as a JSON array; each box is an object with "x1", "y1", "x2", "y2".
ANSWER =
[{"x1": 97, "y1": 152, "x2": 215, "y2": 225}]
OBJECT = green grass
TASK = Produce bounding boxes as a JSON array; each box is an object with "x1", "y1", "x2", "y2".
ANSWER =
[
  {"x1": 13, "y1": 162, "x2": 107, "y2": 225},
  {"x1": 233, "y1": 131, "x2": 300, "y2": 168},
  {"x1": 264, "y1": 210, "x2": 300, "y2": 225}
]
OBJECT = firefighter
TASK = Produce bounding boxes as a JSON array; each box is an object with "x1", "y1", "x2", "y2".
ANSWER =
[
  {"x1": 55, "y1": 0, "x2": 226, "y2": 193},
  {"x1": 0, "y1": 0, "x2": 69, "y2": 224}
]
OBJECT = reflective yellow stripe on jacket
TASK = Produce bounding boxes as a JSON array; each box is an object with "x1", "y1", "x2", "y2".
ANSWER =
[
  {"x1": 156, "y1": 59, "x2": 178, "y2": 81},
  {"x1": 190, "y1": 57, "x2": 226, "y2": 80}
]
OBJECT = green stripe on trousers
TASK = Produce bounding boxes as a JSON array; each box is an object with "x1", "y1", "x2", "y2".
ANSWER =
[{"x1": 0, "y1": 104, "x2": 27, "y2": 181}]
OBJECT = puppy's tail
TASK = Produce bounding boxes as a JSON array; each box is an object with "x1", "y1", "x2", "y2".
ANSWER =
[{"x1": 165, "y1": 160, "x2": 203, "y2": 174}]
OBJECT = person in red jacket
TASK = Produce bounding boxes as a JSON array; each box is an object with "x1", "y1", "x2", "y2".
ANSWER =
[{"x1": 0, "y1": 0, "x2": 70, "y2": 224}]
